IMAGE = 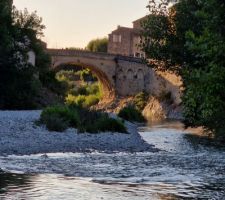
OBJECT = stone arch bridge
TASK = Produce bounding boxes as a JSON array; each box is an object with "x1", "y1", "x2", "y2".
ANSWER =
[{"x1": 47, "y1": 49, "x2": 151, "y2": 98}]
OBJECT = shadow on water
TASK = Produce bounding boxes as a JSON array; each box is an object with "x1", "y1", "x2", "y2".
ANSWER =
[
  {"x1": 0, "y1": 172, "x2": 34, "y2": 195},
  {"x1": 183, "y1": 133, "x2": 225, "y2": 151}
]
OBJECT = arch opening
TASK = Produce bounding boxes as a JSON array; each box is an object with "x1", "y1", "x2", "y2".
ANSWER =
[{"x1": 54, "y1": 62, "x2": 115, "y2": 100}]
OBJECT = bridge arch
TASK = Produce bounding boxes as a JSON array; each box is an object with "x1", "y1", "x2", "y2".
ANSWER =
[
  {"x1": 53, "y1": 62, "x2": 115, "y2": 98},
  {"x1": 48, "y1": 49, "x2": 150, "y2": 96}
]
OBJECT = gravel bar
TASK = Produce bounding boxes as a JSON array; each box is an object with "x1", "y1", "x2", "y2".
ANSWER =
[{"x1": 0, "y1": 111, "x2": 157, "y2": 155}]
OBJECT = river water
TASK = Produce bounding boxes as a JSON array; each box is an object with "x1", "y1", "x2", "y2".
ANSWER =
[{"x1": 0, "y1": 121, "x2": 225, "y2": 200}]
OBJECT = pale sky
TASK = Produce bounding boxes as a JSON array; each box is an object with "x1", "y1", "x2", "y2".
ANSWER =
[{"x1": 13, "y1": 0, "x2": 149, "y2": 48}]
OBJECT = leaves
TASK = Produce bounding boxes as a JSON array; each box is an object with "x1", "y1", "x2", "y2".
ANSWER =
[{"x1": 143, "y1": 0, "x2": 225, "y2": 139}]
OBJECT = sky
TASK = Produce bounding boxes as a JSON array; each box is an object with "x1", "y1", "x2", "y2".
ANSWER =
[{"x1": 13, "y1": 0, "x2": 149, "y2": 48}]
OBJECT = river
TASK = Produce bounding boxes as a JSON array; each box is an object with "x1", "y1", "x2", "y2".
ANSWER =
[{"x1": 0, "y1": 121, "x2": 225, "y2": 200}]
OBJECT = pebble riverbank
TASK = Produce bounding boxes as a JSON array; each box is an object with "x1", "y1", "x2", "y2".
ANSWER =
[{"x1": 0, "y1": 111, "x2": 157, "y2": 155}]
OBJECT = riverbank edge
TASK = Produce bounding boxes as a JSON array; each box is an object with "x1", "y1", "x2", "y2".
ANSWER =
[{"x1": 0, "y1": 110, "x2": 157, "y2": 156}]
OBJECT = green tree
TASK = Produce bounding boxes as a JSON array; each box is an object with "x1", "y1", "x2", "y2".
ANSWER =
[
  {"x1": 0, "y1": 1, "x2": 39, "y2": 109},
  {"x1": 141, "y1": 0, "x2": 202, "y2": 73},
  {"x1": 182, "y1": 0, "x2": 225, "y2": 139},
  {"x1": 86, "y1": 37, "x2": 108, "y2": 53},
  {"x1": 142, "y1": 0, "x2": 225, "y2": 139},
  {"x1": 0, "y1": 1, "x2": 55, "y2": 109}
]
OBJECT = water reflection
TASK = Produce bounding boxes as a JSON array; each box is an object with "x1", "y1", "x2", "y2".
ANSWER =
[{"x1": 0, "y1": 121, "x2": 225, "y2": 199}]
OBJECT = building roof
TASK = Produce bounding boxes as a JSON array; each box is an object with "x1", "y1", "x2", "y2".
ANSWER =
[
  {"x1": 109, "y1": 16, "x2": 148, "y2": 36},
  {"x1": 132, "y1": 15, "x2": 149, "y2": 24},
  {"x1": 109, "y1": 26, "x2": 140, "y2": 35}
]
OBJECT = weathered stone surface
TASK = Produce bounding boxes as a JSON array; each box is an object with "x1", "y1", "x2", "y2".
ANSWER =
[
  {"x1": 47, "y1": 49, "x2": 151, "y2": 97},
  {"x1": 107, "y1": 16, "x2": 148, "y2": 57}
]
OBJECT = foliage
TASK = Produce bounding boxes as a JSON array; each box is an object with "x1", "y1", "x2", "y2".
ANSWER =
[
  {"x1": 78, "y1": 69, "x2": 98, "y2": 82},
  {"x1": 65, "y1": 81, "x2": 102, "y2": 108},
  {"x1": 56, "y1": 69, "x2": 98, "y2": 94},
  {"x1": 69, "y1": 82, "x2": 101, "y2": 96},
  {"x1": 65, "y1": 94, "x2": 100, "y2": 108},
  {"x1": 76, "y1": 107, "x2": 127, "y2": 133},
  {"x1": 141, "y1": 0, "x2": 202, "y2": 73},
  {"x1": 0, "y1": 1, "x2": 41, "y2": 109},
  {"x1": 39, "y1": 105, "x2": 127, "y2": 133},
  {"x1": 40, "y1": 105, "x2": 79, "y2": 128},
  {"x1": 118, "y1": 105, "x2": 146, "y2": 123},
  {"x1": 40, "y1": 70, "x2": 67, "y2": 95},
  {"x1": 13, "y1": 7, "x2": 63, "y2": 99},
  {"x1": 56, "y1": 68, "x2": 102, "y2": 108},
  {"x1": 133, "y1": 92, "x2": 149, "y2": 111},
  {"x1": 142, "y1": 0, "x2": 225, "y2": 139},
  {"x1": 86, "y1": 37, "x2": 108, "y2": 53},
  {"x1": 182, "y1": 66, "x2": 225, "y2": 139},
  {"x1": 40, "y1": 113, "x2": 70, "y2": 132}
]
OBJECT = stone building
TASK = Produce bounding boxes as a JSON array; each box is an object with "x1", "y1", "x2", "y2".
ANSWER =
[{"x1": 107, "y1": 16, "x2": 148, "y2": 58}]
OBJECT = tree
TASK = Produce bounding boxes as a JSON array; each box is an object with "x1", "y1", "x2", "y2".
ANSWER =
[
  {"x1": 86, "y1": 38, "x2": 108, "y2": 53},
  {"x1": 0, "y1": 1, "x2": 38, "y2": 109},
  {"x1": 0, "y1": 1, "x2": 51, "y2": 109},
  {"x1": 181, "y1": 0, "x2": 225, "y2": 139},
  {"x1": 141, "y1": 0, "x2": 202, "y2": 73},
  {"x1": 141, "y1": 0, "x2": 225, "y2": 139}
]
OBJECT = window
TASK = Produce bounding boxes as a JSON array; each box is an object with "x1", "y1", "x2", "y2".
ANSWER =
[
  {"x1": 134, "y1": 52, "x2": 145, "y2": 58},
  {"x1": 113, "y1": 34, "x2": 122, "y2": 43},
  {"x1": 134, "y1": 52, "x2": 140, "y2": 58}
]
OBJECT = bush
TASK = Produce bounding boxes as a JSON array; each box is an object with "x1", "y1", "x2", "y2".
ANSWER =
[
  {"x1": 42, "y1": 113, "x2": 69, "y2": 132},
  {"x1": 39, "y1": 105, "x2": 127, "y2": 133},
  {"x1": 40, "y1": 105, "x2": 79, "y2": 128},
  {"x1": 133, "y1": 92, "x2": 149, "y2": 111},
  {"x1": 118, "y1": 105, "x2": 146, "y2": 123},
  {"x1": 94, "y1": 117, "x2": 127, "y2": 133},
  {"x1": 86, "y1": 82, "x2": 101, "y2": 95},
  {"x1": 65, "y1": 94, "x2": 100, "y2": 108},
  {"x1": 84, "y1": 95, "x2": 100, "y2": 107},
  {"x1": 77, "y1": 108, "x2": 127, "y2": 133}
]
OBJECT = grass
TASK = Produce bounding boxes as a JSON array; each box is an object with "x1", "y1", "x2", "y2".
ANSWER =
[{"x1": 39, "y1": 105, "x2": 127, "y2": 133}]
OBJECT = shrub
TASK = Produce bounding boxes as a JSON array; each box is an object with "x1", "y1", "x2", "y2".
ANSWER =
[
  {"x1": 77, "y1": 109, "x2": 127, "y2": 133},
  {"x1": 65, "y1": 94, "x2": 85, "y2": 107},
  {"x1": 84, "y1": 95, "x2": 100, "y2": 107},
  {"x1": 40, "y1": 105, "x2": 79, "y2": 128},
  {"x1": 39, "y1": 105, "x2": 127, "y2": 133},
  {"x1": 118, "y1": 105, "x2": 146, "y2": 123},
  {"x1": 86, "y1": 82, "x2": 101, "y2": 95},
  {"x1": 65, "y1": 94, "x2": 100, "y2": 108},
  {"x1": 43, "y1": 113, "x2": 69, "y2": 132},
  {"x1": 77, "y1": 86, "x2": 88, "y2": 95},
  {"x1": 94, "y1": 117, "x2": 127, "y2": 133},
  {"x1": 133, "y1": 92, "x2": 149, "y2": 111}
]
